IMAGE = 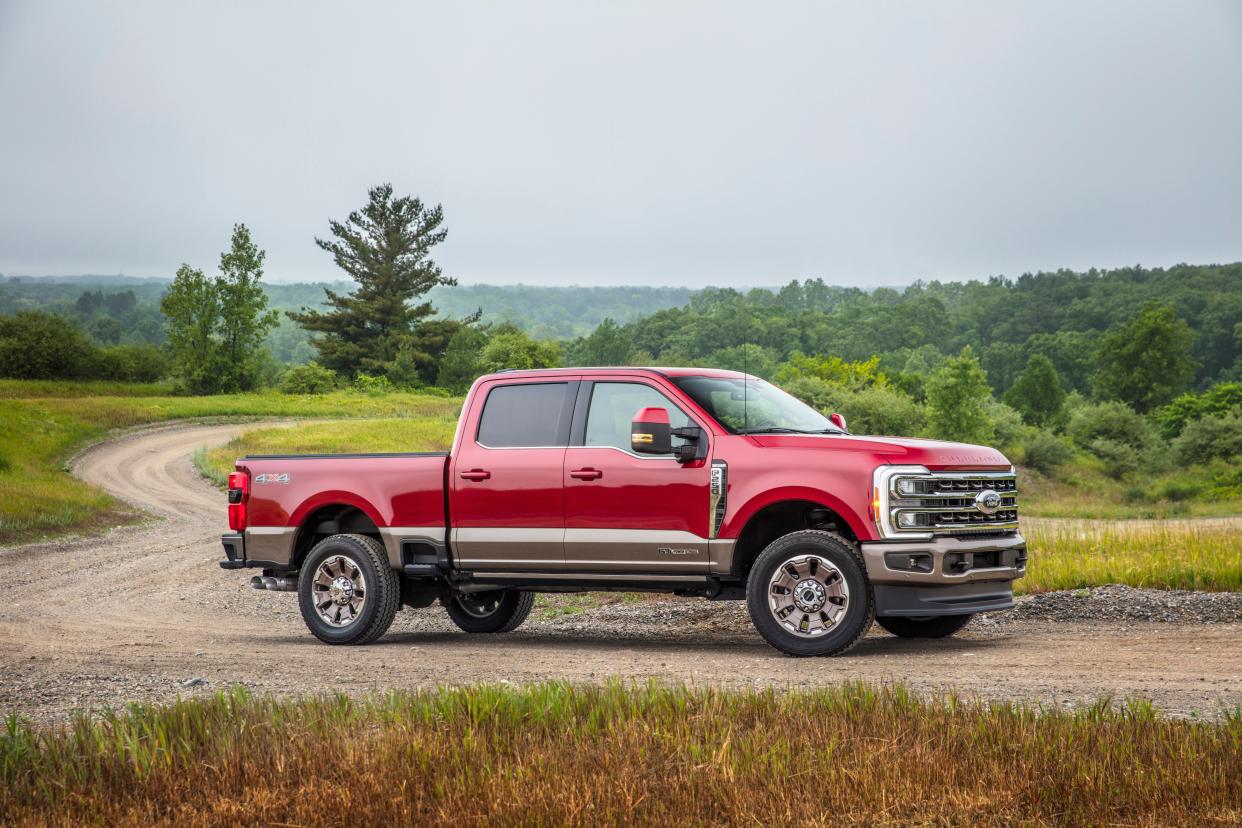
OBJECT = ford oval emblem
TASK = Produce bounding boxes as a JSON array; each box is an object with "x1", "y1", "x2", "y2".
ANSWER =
[{"x1": 975, "y1": 489, "x2": 1002, "y2": 515}]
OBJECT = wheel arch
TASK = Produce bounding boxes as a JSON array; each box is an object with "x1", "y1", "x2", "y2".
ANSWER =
[
  {"x1": 727, "y1": 494, "x2": 865, "y2": 581},
  {"x1": 291, "y1": 501, "x2": 384, "y2": 571}
]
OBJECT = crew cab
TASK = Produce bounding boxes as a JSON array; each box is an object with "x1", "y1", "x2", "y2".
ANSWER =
[{"x1": 220, "y1": 368, "x2": 1026, "y2": 656}]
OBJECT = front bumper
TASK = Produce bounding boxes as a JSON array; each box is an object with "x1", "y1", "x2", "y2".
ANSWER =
[
  {"x1": 860, "y1": 532, "x2": 1026, "y2": 585},
  {"x1": 861, "y1": 533, "x2": 1026, "y2": 618}
]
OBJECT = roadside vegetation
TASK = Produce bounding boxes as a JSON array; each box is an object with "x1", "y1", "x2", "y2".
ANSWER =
[
  {"x1": 0, "y1": 386, "x2": 459, "y2": 544},
  {"x1": 2, "y1": 683, "x2": 1238, "y2": 826}
]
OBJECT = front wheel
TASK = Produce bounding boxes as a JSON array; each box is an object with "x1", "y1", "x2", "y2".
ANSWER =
[
  {"x1": 444, "y1": 590, "x2": 535, "y2": 633},
  {"x1": 875, "y1": 614, "x2": 973, "y2": 638},
  {"x1": 746, "y1": 530, "x2": 874, "y2": 657}
]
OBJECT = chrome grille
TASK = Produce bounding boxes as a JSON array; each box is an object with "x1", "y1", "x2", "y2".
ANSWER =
[{"x1": 889, "y1": 472, "x2": 1018, "y2": 535}]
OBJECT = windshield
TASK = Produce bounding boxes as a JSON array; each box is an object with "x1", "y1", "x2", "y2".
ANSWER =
[{"x1": 670, "y1": 376, "x2": 843, "y2": 434}]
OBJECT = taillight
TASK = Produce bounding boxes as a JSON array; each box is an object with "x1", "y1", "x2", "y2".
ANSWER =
[{"x1": 228, "y1": 471, "x2": 249, "y2": 531}]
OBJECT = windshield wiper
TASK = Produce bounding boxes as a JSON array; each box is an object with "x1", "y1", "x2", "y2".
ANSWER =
[{"x1": 736, "y1": 426, "x2": 843, "y2": 435}]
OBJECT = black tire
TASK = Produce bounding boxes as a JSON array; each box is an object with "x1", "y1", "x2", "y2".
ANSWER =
[
  {"x1": 746, "y1": 530, "x2": 874, "y2": 657},
  {"x1": 298, "y1": 534, "x2": 400, "y2": 645},
  {"x1": 444, "y1": 590, "x2": 535, "y2": 633},
  {"x1": 875, "y1": 613, "x2": 973, "y2": 639}
]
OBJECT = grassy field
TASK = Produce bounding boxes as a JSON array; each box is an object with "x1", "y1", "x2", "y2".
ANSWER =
[
  {"x1": 1019, "y1": 520, "x2": 1242, "y2": 594},
  {"x1": 0, "y1": 384, "x2": 460, "y2": 544},
  {"x1": 1, "y1": 683, "x2": 1238, "y2": 826}
]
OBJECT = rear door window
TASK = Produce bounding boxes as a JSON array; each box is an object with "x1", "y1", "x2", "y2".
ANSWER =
[{"x1": 477, "y1": 382, "x2": 571, "y2": 447}]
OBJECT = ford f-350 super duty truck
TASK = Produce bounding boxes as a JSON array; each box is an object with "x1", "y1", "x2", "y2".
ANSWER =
[{"x1": 220, "y1": 368, "x2": 1025, "y2": 656}]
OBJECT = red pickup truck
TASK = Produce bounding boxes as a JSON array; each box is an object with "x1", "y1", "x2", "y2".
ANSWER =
[{"x1": 220, "y1": 368, "x2": 1025, "y2": 656}]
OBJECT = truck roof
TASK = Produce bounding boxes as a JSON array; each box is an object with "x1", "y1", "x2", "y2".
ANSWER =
[{"x1": 484, "y1": 366, "x2": 750, "y2": 380}]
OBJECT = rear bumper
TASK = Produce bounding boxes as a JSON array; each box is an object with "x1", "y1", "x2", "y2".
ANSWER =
[
  {"x1": 218, "y1": 533, "x2": 294, "y2": 573},
  {"x1": 860, "y1": 533, "x2": 1026, "y2": 585}
]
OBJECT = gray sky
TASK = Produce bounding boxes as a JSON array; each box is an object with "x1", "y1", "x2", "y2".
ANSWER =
[{"x1": 2, "y1": 1, "x2": 1241, "y2": 286}]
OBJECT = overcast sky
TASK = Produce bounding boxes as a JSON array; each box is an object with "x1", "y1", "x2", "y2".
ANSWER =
[{"x1": 2, "y1": 1, "x2": 1240, "y2": 286}]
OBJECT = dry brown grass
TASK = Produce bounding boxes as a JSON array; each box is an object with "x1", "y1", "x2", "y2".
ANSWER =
[{"x1": 3, "y1": 683, "x2": 1239, "y2": 826}]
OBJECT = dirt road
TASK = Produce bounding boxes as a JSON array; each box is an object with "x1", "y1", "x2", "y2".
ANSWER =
[{"x1": 1, "y1": 423, "x2": 1239, "y2": 721}]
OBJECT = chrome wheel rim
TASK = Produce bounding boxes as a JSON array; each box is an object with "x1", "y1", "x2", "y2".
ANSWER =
[
  {"x1": 455, "y1": 592, "x2": 503, "y2": 618},
  {"x1": 312, "y1": 555, "x2": 367, "y2": 627},
  {"x1": 767, "y1": 554, "x2": 849, "y2": 637}
]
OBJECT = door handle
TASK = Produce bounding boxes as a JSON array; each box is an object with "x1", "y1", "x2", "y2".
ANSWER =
[
  {"x1": 569, "y1": 467, "x2": 603, "y2": 480},
  {"x1": 459, "y1": 469, "x2": 491, "y2": 481}
]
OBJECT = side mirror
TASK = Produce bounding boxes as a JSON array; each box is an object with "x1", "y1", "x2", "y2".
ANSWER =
[
  {"x1": 631, "y1": 407, "x2": 672, "y2": 454},
  {"x1": 829, "y1": 412, "x2": 848, "y2": 431}
]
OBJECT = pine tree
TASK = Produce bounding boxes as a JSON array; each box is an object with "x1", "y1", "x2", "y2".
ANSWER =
[{"x1": 289, "y1": 184, "x2": 454, "y2": 378}]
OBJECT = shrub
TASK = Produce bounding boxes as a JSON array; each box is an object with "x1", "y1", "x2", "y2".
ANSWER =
[
  {"x1": 353, "y1": 373, "x2": 395, "y2": 395},
  {"x1": 1173, "y1": 412, "x2": 1242, "y2": 465},
  {"x1": 1087, "y1": 438, "x2": 1140, "y2": 480},
  {"x1": 985, "y1": 400, "x2": 1028, "y2": 453},
  {"x1": 0, "y1": 452, "x2": 10, "y2": 472},
  {"x1": 1152, "y1": 477, "x2": 1207, "y2": 502},
  {"x1": 783, "y1": 377, "x2": 925, "y2": 436},
  {"x1": 1021, "y1": 430, "x2": 1073, "y2": 474},
  {"x1": 1155, "y1": 382, "x2": 1242, "y2": 438},
  {"x1": 1067, "y1": 401, "x2": 1153, "y2": 451},
  {"x1": 0, "y1": 311, "x2": 101, "y2": 379},
  {"x1": 279, "y1": 362, "x2": 338, "y2": 395},
  {"x1": 98, "y1": 344, "x2": 168, "y2": 382}
]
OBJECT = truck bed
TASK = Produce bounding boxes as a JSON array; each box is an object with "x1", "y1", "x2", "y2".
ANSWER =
[{"x1": 239, "y1": 452, "x2": 449, "y2": 529}]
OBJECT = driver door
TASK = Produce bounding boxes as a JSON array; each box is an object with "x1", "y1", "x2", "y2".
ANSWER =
[{"x1": 563, "y1": 380, "x2": 713, "y2": 573}]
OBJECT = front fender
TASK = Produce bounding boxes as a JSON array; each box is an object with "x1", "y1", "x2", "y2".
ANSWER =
[{"x1": 721, "y1": 484, "x2": 875, "y2": 543}]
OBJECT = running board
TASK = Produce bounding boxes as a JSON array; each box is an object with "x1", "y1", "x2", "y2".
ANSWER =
[{"x1": 463, "y1": 571, "x2": 712, "y2": 593}]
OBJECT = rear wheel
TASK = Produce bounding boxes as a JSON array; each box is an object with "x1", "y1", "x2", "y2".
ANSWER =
[
  {"x1": 746, "y1": 530, "x2": 873, "y2": 657},
  {"x1": 444, "y1": 590, "x2": 535, "y2": 633},
  {"x1": 875, "y1": 614, "x2": 973, "y2": 638},
  {"x1": 298, "y1": 534, "x2": 400, "y2": 645}
]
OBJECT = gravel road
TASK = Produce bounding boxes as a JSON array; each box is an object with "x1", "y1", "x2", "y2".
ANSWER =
[{"x1": 1, "y1": 422, "x2": 1239, "y2": 721}]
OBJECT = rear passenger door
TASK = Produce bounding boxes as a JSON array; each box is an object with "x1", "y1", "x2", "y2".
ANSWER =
[{"x1": 450, "y1": 380, "x2": 578, "y2": 571}]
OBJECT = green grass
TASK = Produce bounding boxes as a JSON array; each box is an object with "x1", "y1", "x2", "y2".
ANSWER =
[
  {"x1": 2, "y1": 682, "x2": 1238, "y2": 826},
  {"x1": 194, "y1": 417, "x2": 458, "y2": 487},
  {"x1": 1019, "y1": 458, "x2": 1242, "y2": 519},
  {"x1": 1019, "y1": 520, "x2": 1242, "y2": 594},
  {"x1": 0, "y1": 381, "x2": 461, "y2": 545}
]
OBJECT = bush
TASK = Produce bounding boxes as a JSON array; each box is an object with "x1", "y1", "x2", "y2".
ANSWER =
[
  {"x1": 1021, "y1": 430, "x2": 1073, "y2": 473},
  {"x1": 782, "y1": 377, "x2": 925, "y2": 436},
  {"x1": 279, "y1": 362, "x2": 338, "y2": 395},
  {"x1": 98, "y1": 344, "x2": 168, "y2": 382},
  {"x1": 1087, "y1": 438, "x2": 1140, "y2": 480},
  {"x1": 1067, "y1": 401, "x2": 1153, "y2": 451},
  {"x1": 985, "y1": 400, "x2": 1028, "y2": 453},
  {"x1": 1155, "y1": 382, "x2": 1242, "y2": 438},
  {"x1": 1152, "y1": 478, "x2": 1207, "y2": 502},
  {"x1": 0, "y1": 311, "x2": 102, "y2": 379},
  {"x1": 1173, "y1": 412, "x2": 1242, "y2": 465},
  {"x1": 353, "y1": 373, "x2": 395, "y2": 395},
  {"x1": 0, "y1": 452, "x2": 10, "y2": 472}
]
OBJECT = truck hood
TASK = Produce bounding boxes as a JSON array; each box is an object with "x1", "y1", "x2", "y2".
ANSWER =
[{"x1": 746, "y1": 434, "x2": 1012, "y2": 471}]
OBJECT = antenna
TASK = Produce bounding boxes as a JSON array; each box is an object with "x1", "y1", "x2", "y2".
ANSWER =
[{"x1": 742, "y1": 317, "x2": 749, "y2": 430}]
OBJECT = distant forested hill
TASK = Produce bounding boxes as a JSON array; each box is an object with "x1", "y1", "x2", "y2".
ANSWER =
[{"x1": 3, "y1": 263, "x2": 1240, "y2": 390}]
